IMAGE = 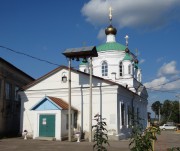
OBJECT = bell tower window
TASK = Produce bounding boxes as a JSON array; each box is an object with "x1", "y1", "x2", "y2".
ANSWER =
[
  {"x1": 128, "y1": 64, "x2": 131, "y2": 74},
  {"x1": 119, "y1": 62, "x2": 123, "y2": 76},
  {"x1": 102, "y1": 61, "x2": 108, "y2": 76}
]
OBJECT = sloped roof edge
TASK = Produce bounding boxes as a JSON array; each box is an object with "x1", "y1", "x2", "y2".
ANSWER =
[
  {"x1": 21, "y1": 65, "x2": 146, "y2": 99},
  {"x1": 30, "y1": 96, "x2": 77, "y2": 111},
  {"x1": 22, "y1": 65, "x2": 120, "y2": 90},
  {"x1": 0, "y1": 57, "x2": 34, "y2": 80},
  {"x1": 48, "y1": 96, "x2": 77, "y2": 111}
]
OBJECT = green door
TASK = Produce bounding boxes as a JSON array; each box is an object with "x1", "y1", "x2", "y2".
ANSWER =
[{"x1": 39, "y1": 114, "x2": 55, "y2": 137}]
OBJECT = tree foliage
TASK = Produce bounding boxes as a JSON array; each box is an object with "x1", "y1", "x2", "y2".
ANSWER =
[
  {"x1": 151, "y1": 100, "x2": 180, "y2": 123},
  {"x1": 129, "y1": 114, "x2": 161, "y2": 151},
  {"x1": 151, "y1": 101, "x2": 161, "y2": 117}
]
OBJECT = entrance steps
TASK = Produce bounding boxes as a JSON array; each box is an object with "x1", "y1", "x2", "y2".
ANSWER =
[{"x1": 35, "y1": 137, "x2": 55, "y2": 141}]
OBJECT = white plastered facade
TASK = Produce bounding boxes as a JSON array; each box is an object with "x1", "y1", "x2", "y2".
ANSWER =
[
  {"x1": 20, "y1": 66, "x2": 148, "y2": 140},
  {"x1": 20, "y1": 23, "x2": 148, "y2": 141}
]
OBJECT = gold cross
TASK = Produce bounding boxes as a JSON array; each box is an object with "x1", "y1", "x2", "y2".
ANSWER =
[{"x1": 109, "y1": 6, "x2": 112, "y2": 21}]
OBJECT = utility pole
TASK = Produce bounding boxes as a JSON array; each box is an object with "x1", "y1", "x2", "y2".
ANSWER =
[
  {"x1": 68, "y1": 58, "x2": 72, "y2": 142},
  {"x1": 158, "y1": 106, "x2": 161, "y2": 123},
  {"x1": 175, "y1": 95, "x2": 180, "y2": 123},
  {"x1": 89, "y1": 57, "x2": 92, "y2": 142},
  {"x1": 62, "y1": 46, "x2": 98, "y2": 143}
]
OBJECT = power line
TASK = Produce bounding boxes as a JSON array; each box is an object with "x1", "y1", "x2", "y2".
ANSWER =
[
  {"x1": 146, "y1": 77, "x2": 180, "y2": 89},
  {"x1": 0, "y1": 45, "x2": 60, "y2": 66},
  {"x1": 146, "y1": 87, "x2": 179, "y2": 94},
  {"x1": 2, "y1": 46, "x2": 179, "y2": 96}
]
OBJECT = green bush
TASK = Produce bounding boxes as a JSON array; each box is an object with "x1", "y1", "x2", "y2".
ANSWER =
[
  {"x1": 92, "y1": 114, "x2": 109, "y2": 151},
  {"x1": 129, "y1": 115, "x2": 161, "y2": 151}
]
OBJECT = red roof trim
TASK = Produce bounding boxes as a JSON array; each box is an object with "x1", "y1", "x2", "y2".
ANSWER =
[{"x1": 48, "y1": 96, "x2": 77, "y2": 111}]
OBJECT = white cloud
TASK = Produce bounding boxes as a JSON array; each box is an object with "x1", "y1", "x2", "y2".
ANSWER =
[
  {"x1": 157, "y1": 61, "x2": 179, "y2": 77},
  {"x1": 144, "y1": 60, "x2": 180, "y2": 90},
  {"x1": 164, "y1": 79, "x2": 180, "y2": 90},
  {"x1": 144, "y1": 76, "x2": 180, "y2": 90},
  {"x1": 144, "y1": 76, "x2": 168, "y2": 89},
  {"x1": 81, "y1": 0, "x2": 180, "y2": 30}
]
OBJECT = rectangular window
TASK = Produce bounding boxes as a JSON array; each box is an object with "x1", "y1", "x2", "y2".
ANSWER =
[
  {"x1": 128, "y1": 65, "x2": 131, "y2": 74},
  {"x1": 15, "y1": 86, "x2": 20, "y2": 101},
  {"x1": 102, "y1": 62, "x2": 108, "y2": 76},
  {"x1": 66, "y1": 114, "x2": 73, "y2": 130},
  {"x1": 121, "y1": 104, "x2": 125, "y2": 126},
  {"x1": 119, "y1": 62, "x2": 123, "y2": 76},
  {"x1": 74, "y1": 112, "x2": 77, "y2": 129},
  {"x1": 128, "y1": 106, "x2": 131, "y2": 126},
  {"x1": 5, "y1": 82, "x2": 12, "y2": 100}
]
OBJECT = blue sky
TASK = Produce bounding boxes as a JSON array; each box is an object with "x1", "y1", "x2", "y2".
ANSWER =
[{"x1": 0, "y1": 0, "x2": 180, "y2": 114}]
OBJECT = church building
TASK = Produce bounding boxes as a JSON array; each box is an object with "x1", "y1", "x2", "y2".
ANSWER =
[{"x1": 20, "y1": 10, "x2": 148, "y2": 141}]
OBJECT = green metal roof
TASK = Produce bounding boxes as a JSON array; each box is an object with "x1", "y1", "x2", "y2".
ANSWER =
[
  {"x1": 123, "y1": 53, "x2": 132, "y2": 61},
  {"x1": 96, "y1": 42, "x2": 126, "y2": 52}
]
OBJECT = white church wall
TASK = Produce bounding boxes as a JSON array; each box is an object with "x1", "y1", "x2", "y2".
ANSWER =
[
  {"x1": 20, "y1": 68, "x2": 121, "y2": 140},
  {"x1": 61, "y1": 110, "x2": 69, "y2": 138},
  {"x1": 92, "y1": 51, "x2": 125, "y2": 79}
]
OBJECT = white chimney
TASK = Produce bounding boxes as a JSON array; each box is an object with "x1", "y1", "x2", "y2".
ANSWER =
[{"x1": 111, "y1": 72, "x2": 116, "y2": 81}]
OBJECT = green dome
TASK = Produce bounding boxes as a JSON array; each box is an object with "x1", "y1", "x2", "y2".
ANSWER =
[
  {"x1": 123, "y1": 53, "x2": 132, "y2": 61},
  {"x1": 134, "y1": 63, "x2": 139, "y2": 69},
  {"x1": 96, "y1": 42, "x2": 126, "y2": 52}
]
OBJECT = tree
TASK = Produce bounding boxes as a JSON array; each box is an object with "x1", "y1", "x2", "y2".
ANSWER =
[
  {"x1": 129, "y1": 113, "x2": 160, "y2": 151},
  {"x1": 151, "y1": 101, "x2": 161, "y2": 119},
  {"x1": 151, "y1": 100, "x2": 180, "y2": 124},
  {"x1": 171, "y1": 101, "x2": 180, "y2": 123},
  {"x1": 161, "y1": 100, "x2": 180, "y2": 123}
]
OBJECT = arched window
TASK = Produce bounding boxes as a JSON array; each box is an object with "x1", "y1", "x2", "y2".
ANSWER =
[
  {"x1": 102, "y1": 61, "x2": 108, "y2": 76},
  {"x1": 128, "y1": 64, "x2": 131, "y2": 74},
  {"x1": 119, "y1": 62, "x2": 123, "y2": 76}
]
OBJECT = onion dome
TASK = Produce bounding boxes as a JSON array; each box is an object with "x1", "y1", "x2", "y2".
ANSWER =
[
  {"x1": 134, "y1": 59, "x2": 139, "y2": 69},
  {"x1": 134, "y1": 59, "x2": 139, "y2": 64},
  {"x1": 125, "y1": 48, "x2": 130, "y2": 53},
  {"x1": 134, "y1": 63, "x2": 139, "y2": 69},
  {"x1": 105, "y1": 25, "x2": 117, "y2": 35}
]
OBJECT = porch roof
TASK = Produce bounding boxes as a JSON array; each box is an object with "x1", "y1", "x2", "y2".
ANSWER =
[{"x1": 31, "y1": 96, "x2": 77, "y2": 111}]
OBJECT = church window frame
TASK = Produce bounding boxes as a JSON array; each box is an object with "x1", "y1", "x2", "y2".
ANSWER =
[
  {"x1": 5, "y1": 82, "x2": 12, "y2": 100},
  {"x1": 119, "y1": 62, "x2": 123, "y2": 76},
  {"x1": 101, "y1": 61, "x2": 108, "y2": 76}
]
